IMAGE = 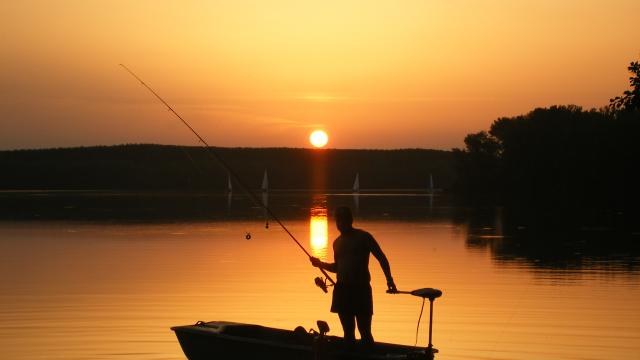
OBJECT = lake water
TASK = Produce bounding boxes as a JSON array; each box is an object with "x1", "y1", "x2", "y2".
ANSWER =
[{"x1": 1, "y1": 192, "x2": 639, "y2": 360}]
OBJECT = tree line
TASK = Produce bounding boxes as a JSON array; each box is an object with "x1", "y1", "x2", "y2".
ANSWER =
[
  {"x1": 454, "y1": 60, "x2": 640, "y2": 227},
  {"x1": 0, "y1": 146, "x2": 454, "y2": 192}
]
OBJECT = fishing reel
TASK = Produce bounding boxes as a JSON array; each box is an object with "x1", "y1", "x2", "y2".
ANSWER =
[{"x1": 314, "y1": 277, "x2": 333, "y2": 293}]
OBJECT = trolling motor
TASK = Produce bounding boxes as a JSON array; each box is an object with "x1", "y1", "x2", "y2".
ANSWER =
[{"x1": 388, "y1": 287, "x2": 443, "y2": 360}]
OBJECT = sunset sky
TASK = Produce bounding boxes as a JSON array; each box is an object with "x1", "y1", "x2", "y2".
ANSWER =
[{"x1": 2, "y1": 0, "x2": 638, "y2": 150}]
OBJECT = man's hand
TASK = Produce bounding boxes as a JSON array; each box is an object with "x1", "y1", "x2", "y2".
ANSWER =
[
  {"x1": 386, "y1": 279, "x2": 398, "y2": 293},
  {"x1": 310, "y1": 257, "x2": 322, "y2": 268}
]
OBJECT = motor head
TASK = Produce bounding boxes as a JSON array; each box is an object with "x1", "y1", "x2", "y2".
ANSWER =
[
  {"x1": 410, "y1": 288, "x2": 442, "y2": 300},
  {"x1": 386, "y1": 287, "x2": 443, "y2": 300}
]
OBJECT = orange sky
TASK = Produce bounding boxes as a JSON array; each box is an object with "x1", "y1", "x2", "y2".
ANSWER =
[{"x1": 1, "y1": 0, "x2": 638, "y2": 150}]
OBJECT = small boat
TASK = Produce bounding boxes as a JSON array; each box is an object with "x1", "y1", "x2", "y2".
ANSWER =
[
  {"x1": 262, "y1": 169, "x2": 269, "y2": 192},
  {"x1": 172, "y1": 288, "x2": 442, "y2": 360}
]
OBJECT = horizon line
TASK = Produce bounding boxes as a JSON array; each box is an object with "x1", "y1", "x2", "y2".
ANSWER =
[{"x1": 0, "y1": 143, "x2": 456, "y2": 152}]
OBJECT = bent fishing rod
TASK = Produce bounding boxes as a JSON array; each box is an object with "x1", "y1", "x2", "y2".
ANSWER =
[{"x1": 120, "y1": 64, "x2": 335, "y2": 292}]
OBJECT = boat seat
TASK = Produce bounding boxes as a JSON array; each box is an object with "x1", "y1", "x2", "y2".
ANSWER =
[{"x1": 293, "y1": 326, "x2": 313, "y2": 345}]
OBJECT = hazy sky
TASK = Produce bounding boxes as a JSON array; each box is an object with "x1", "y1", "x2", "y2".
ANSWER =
[{"x1": 1, "y1": 0, "x2": 638, "y2": 150}]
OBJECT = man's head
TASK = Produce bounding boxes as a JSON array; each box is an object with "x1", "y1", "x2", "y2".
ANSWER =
[{"x1": 334, "y1": 206, "x2": 353, "y2": 233}]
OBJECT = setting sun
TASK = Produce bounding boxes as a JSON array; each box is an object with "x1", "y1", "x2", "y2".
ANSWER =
[{"x1": 309, "y1": 130, "x2": 329, "y2": 148}]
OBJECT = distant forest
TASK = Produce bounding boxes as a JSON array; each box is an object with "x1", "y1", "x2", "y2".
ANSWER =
[{"x1": 0, "y1": 146, "x2": 454, "y2": 191}]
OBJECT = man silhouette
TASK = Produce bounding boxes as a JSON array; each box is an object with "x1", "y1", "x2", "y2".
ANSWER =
[{"x1": 311, "y1": 206, "x2": 397, "y2": 347}]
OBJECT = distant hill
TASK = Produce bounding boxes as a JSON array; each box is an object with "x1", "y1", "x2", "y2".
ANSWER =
[{"x1": 0, "y1": 144, "x2": 455, "y2": 192}]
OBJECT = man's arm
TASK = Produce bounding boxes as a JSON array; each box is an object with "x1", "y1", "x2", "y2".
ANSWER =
[
  {"x1": 310, "y1": 257, "x2": 337, "y2": 273},
  {"x1": 370, "y1": 236, "x2": 397, "y2": 292}
]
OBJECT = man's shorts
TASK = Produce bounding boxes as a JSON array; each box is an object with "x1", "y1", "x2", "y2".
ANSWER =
[{"x1": 330, "y1": 282, "x2": 373, "y2": 316}]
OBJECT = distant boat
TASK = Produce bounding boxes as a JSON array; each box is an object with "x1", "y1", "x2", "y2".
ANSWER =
[
  {"x1": 262, "y1": 170, "x2": 269, "y2": 192},
  {"x1": 227, "y1": 174, "x2": 233, "y2": 193},
  {"x1": 352, "y1": 173, "x2": 360, "y2": 192}
]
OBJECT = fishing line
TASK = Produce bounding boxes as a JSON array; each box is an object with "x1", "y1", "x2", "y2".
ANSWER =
[
  {"x1": 120, "y1": 64, "x2": 336, "y2": 288},
  {"x1": 414, "y1": 297, "x2": 426, "y2": 346},
  {"x1": 178, "y1": 146, "x2": 203, "y2": 175}
]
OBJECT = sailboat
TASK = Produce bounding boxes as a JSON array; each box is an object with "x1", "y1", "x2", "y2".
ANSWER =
[
  {"x1": 352, "y1": 173, "x2": 360, "y2": 193},
  {"x1": 226, "y1": 174, "x2": 233, "y2": 210},
  {"x1": 427, "y1": 173, "x2": 435, "y2": 211},
  {"x1": 262, "y1": 169, "x2": 269, "y2": 192},
  {"x1": 261, "y1": 169, "x2": 269, "y2": 228}
]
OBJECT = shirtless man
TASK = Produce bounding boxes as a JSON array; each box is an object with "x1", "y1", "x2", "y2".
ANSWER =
[{"x1": 311, "y1": 206, "x2": 397, "y2": 346}]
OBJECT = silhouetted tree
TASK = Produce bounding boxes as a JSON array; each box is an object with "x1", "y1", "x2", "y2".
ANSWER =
[
  {"x1": 489, "y1": 106, "x2": 612, "y2": 208},
  {"x1": 453, "y1": 131, "x2": 501, "y2": 202},
  {"x1": 455, "y1": 57, "x2": 640, "y2": 228},
  {"x1": 456, "y1": 102, "x2": 639, "y2": 228},
  {"x1": 463, "y1": 131, "x2": 502, "y2": 156},
  {"x1": 609, "y1": 61, "x2": 640, "y2": 111}
]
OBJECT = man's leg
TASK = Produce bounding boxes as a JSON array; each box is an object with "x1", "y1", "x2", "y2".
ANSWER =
[
  {"x1": 338, "y1": 312, "x2": 356, "y2": 343},
  {"x1": 355, "y1": 313, "x2": 374, "y2": 346}
]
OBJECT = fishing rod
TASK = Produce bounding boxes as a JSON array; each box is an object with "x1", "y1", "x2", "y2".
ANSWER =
[{"x1": 120, "y1": 64, "x2": 335, "y2": 292}]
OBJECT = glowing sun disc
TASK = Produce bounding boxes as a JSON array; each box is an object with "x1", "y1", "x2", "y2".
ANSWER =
[{"x1": 309, "y1": 130, "x2": 329, "y2": 148}]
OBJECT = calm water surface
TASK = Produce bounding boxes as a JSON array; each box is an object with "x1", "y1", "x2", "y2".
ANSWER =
[{"x1": 1, "y1": 193, "x2": 639, "y2": 360}]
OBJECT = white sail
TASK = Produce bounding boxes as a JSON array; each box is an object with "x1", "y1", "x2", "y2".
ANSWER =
[
  {"x1": 352, "y1": 173, "x2": 360, "y2": 192},
  {"x1": 227, "y1": 174, "x2": 233, "y2": 193},
  {"x1": 262, "y1": 185, "x2": 269, "y2": 228},
  {"x1": 261, "y1": 169, "x2": 269, "y2": 192}
]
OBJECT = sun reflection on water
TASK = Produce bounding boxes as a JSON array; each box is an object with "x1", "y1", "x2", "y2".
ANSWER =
[{"x1": 309, "y1": 196, "x2": 328, "y2": 259}]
